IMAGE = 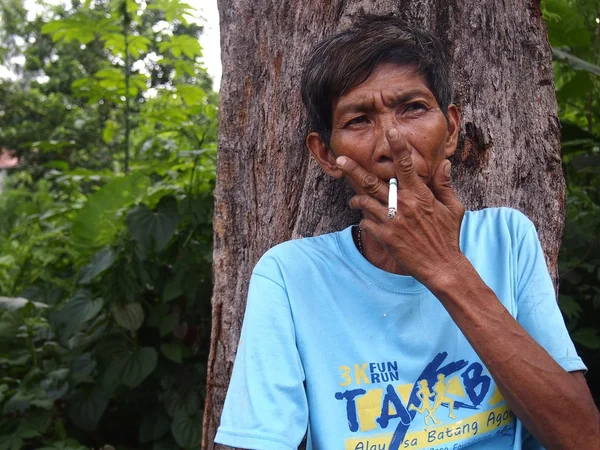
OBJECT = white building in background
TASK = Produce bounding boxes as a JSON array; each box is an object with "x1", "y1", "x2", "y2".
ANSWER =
[{"x1": 0, "y1": 150, "x2": 18, "y2": 193}]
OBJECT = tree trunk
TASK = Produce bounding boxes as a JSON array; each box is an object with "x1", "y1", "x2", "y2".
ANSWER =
[{"x1": 202, "y1": 1, "x2": 563, "y2": 449}]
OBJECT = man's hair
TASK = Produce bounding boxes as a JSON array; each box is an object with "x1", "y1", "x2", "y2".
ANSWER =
[{"x1": 300, "y1": 15, "x2": 453, "y2": 144}]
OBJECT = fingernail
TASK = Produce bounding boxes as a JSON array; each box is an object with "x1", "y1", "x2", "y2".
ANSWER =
[
  {"x1": 336, "y1": 156, "x2": 347, "y2": 166},
  {"x1": 387, "y1": 128, "x2": 400, "y2": 140},
  {"x1": 444, "y1": 161, "x2": 451, "y2": 177}
]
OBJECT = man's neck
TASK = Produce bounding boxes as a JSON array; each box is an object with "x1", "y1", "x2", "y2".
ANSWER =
[{"x1": 359, "y1": 228, "x2": 409, "y2": 276}]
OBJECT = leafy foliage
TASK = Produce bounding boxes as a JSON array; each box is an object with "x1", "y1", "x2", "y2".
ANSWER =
[
  {"x1": 543, "y1": 0, "x2": 600, "y2": 402},
  {"x1": 0, "y1": 0, "x2": 216, "y2": 448}
]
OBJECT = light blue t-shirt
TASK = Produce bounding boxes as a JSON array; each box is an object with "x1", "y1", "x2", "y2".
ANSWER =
[{"x1": 215, "y1": 208, "x2": 586, "y2": 450}]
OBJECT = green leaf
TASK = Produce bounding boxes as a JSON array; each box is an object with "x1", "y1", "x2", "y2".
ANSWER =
[
  {"x1": 15, "y1": 423, "x2": 41, "y2": 439},
  {"x1": 55, "y1": 291, "x2": 103, "y2": 337},
  {"x1": 556, "y1": 71, "x2": 594, "y2": 103},
  {"x1": 139, "y1": 409, "x2": 171, "y2": 443},
  {"x1": 571, "y1": 328, "x2": 600, "y2": 349},
  {"x1": 127, "y1": 196, "x2": 179, "y2": 252},
  {"x1": 171, "y1": 414, "x2": 202, "y2": 448},
  {"x1": 0, "y1": 255, "x2": 15, "y2": 267},
  {"x1": 0, "y1": 435, "x2": 22, "y2": 450},
  {"x1": 177, "y1": 85, "x2": 206, "y2": 106},
  {"x1": 72, "y1": 172, "x2": 150, "y2": 251},
  {"x1": 160, "y1": 343, "x2": 183, "y2": 363},
  {"x1": 105, "y1": 346, "x2": 157, "y2": 388},
  {"x1": 545, "y1": 0, "x2": 591, "y2": 48},
  {"x1": 552, "y1": 48, "x2": 600, "y2": 76},
  {"x1": 165, "y1": 390, "x2": 200, "y2": 418},
  {"x1": 79, "y1": 247, "x2": 117, "y2": 284},
  {"x1": 148, "y1": 303, "x2": 170, "y2": 327},
  {"x1": 111, "y1": 302, "x2": 144, "y2": 331},
  {"x1": 158, "y1": 35, "x2": 202, "y2": 59},
  {"x1": 159, "y1": 315, "x2": 179, "y2": 337},
  {"x1": 102, "y1": 120, "x2": 118, "y2": 144},
  {"x1": 162, "y1": 275, "x2": 183, "y2": 302},
  {"x1": 67, "y1": 388, "x2": 108, "y2": 432},
  {"x1": 3, "y1": 391, "x2": 32, "y2": 414},
  {"x1": 0, "y1": 297, "x2": 48, "y2": 311},
  {"x1": 0, "y1": 310, "x2": 24, "y2": 341},
  {"x1": 152, "y1": 437, "x2": 179, "y2": 450},
  {"x1": 558, "y1": 294, "x2": 582, "y2": 321}
]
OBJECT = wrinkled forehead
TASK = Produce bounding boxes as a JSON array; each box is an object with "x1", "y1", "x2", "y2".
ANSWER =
[{"x1": 332, "y1": 63, "x2": 435, "y2": 114}]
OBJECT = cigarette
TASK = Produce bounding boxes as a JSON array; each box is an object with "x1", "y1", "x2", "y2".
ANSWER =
[{"x1": 388, "y1": 178, "x2": 397, "y2": 219}]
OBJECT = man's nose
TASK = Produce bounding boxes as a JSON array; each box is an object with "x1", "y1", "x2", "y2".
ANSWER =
[{"x1": 373, "y1": 115, "x2": 399, "y2": 162}]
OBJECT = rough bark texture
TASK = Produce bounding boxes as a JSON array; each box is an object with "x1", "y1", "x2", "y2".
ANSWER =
[{"x1": 203, "y1": 1, "x2": 564, "y2": 449}]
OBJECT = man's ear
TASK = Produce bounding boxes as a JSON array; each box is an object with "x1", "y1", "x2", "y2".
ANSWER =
[
  {"x1": 306, "y1": 132, "x2": 343, "y2": 179},
  {"x1": 444, "y1": 104, "x2": 461, "y2": 158}
]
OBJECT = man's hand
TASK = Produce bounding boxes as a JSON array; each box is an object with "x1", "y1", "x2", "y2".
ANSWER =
[{"x1": 337, "y1": 127, "x2": 466, "y2": 285}]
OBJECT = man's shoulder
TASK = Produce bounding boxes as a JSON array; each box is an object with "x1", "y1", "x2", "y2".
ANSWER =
[
  {"x1": 253, "y1": 228, "x2": 347, "y2": 278},
  {"x1": 463, "y1": 207, "x2": 534, "y2": 239}
]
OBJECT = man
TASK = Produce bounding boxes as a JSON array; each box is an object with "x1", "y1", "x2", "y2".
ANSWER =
[{"x1": 215, "y1": 15, "x2": 599, "y2": 450}]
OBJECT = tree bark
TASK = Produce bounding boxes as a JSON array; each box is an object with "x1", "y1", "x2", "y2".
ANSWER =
[{"x1": 203, "y1": 1, "x2": 563, "y2": 449}]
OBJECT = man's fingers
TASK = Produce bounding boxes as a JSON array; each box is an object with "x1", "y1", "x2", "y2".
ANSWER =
[
  {"x1": 336, "y1": 156, "x2": 388, "y2": 203},
  {"x1": 349, "y1": 194, "x2": 388, "y2": 222},
  {"x1": 431, "y1": 160, "x2": 464, "y2": 217},
  {"x1": 386, "y1": 128, "x2": 428, "y2": 195}
]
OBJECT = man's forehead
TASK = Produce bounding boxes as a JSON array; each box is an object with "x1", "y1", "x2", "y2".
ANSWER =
[
  {"x1": 334, "y1": 85, "x2": 434, "y2": 117},
  {"x1": 333, "y1": 63, "x2": 433, "y2": 105}
]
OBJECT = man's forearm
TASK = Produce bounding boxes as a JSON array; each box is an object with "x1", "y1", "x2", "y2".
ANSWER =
[{"x1": 426, "y1": 258, "x2": 600, "y2": 450}]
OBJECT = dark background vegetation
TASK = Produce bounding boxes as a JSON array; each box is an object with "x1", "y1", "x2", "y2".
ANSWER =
[{"x1": 0, "y1": 0, "x2": 597, "y2": 449}]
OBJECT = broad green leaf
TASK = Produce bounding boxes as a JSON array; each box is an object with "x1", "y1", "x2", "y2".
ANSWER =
[
  {"x1": 15, "y1": 423, "x2": 41, "y2": 439},
  {"x1": 71, "y1": 172, "x2": 149, "y2": 251},
  {"x1": 111, "y1": 302, "x2": 144, "y2": 331},
  {"x1": 545, "y1": 0, "x2": 591, "y2": 49},
  {"x1": 42, "y1": 16, "x2": 120, "y2": 44},
  {"x1": 147, "y1": 0, "x2": 194, "y2": 24},
  {"x1": 129, "y1": 35, "x2": 151, "y2": 55},
  {"x1": 0, "y1": 297, "x2": 48, "y2": 311},
  {"x1": 171, "y1": 414, "x2": 202, "y2": 449},
  {"x1": 79, "y1": 247, "x2": 117, "y2": 284},
  {"x1": 558, "y1": 294, "x2": 582, "y2": 321},
  {"x1": 139, "y1": 409, "x2": 171, "y2": 443},
  {"x1": 104, "y1": 346, "x2": 157, "y2": 388},
  {"x1": 152, "y1": 437, "x2": 180, "y2": 450},
  {"x1": 0, "y1": 255, "x2": 15, "y2": 266},
  {"x1": 127, "y1": 196, "x2": 179, "y2": 252},
  {"x1": 148, "y1": 303, "x2": 170, "y2": 327},
  {"x1": 165, "y1": 390, "x2": 200, "y2": 418},
  {"x1": 0, "y1": 310, "x2": 22, "y2": 339},
  {"x1": 174, "y1": 60, "x2": 198, "y2": 78},
  {"x1": 0, "y1": 435, "x2": 22, "y2": 450},
  {"x1": 55, "y1": 290, "x2": 103, "y2": 337},
  {"x1": 571, "y1": 328, "x2": 600, "y2": 349},
  {"x1": 102, "y1": 120, "x2": 118, "y2": 144},
  {"x1": 552, "y1": 48, "x2": 600, "y2": 76},
  {"x1": 3, "y1": 391, "x2": 32, "y2": 414},
  {"x1": 556, "y1": 71, "x2": 593, "y2": 102},
  {"x1": 30, "y1": 398, "x2": 54, "y2": 409},
  {"x1": 159, "y1": 315, "x2": 179, "y2": 337},
  {"x1": 162, "y1": 275, "x2": 183, "y2": 302},
  {"x1": 160, "y1": 343, "x2": 183, "y2": 363},
  {"x1": 177, "y1": 85, "x2": 206, "y2": 106},
  {"x1": 158, "y1": 35, "x2": 202, "y2": 59},
  {"x1": 71, "y1": 352, "x2": 96, "y2": 377},
  {"x1": 67, "y1": 388, "x2": 108, "y2": 432}
]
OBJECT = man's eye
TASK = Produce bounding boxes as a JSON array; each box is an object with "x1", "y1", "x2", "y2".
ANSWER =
[
  {"x1": 345, "y1": 116, "x2": 368, "y2": 127},
  {"x1": 405, "y1": 103, "x2": 427, "y2": 113}
]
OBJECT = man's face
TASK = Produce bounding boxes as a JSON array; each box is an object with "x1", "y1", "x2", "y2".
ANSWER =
[{"x1": 324, "y1": 63, "x2": 459, "y2": 189}]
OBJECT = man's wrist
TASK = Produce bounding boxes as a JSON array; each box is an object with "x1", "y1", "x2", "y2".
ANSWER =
[{"x1": 421, "y1": 254, "x2": 477, "y2": 299}]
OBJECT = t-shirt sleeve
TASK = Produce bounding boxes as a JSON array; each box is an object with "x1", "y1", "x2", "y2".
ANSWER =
[
  {"x1": 515, "y1": 223, "x2": 587, "y2": 374},
  {"x1": 214, "y1": 260, "x2": 308, "y2": 450}
]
